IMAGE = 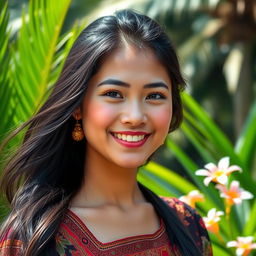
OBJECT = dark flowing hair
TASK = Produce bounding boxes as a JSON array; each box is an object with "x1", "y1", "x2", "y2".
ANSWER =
[{"x1": 0, "y1": 9, "x2": 202, "y2": 255}]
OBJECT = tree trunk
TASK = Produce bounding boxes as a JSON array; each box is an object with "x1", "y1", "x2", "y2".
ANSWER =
[{"x1": 234, "y1": 42, "x2": 254, "y2": 137}]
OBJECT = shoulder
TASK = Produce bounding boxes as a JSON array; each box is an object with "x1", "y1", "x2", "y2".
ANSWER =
[
  {"x1": 159, "y1": 196, "x2": 205, "y2": 231},
  {"x1": 160, "y1": 196, "x2": 213, "y2": 256},
  {"x1": 0, "y1": 229, "x2": 23, "y2": 256},
  {"x1": 160, "y1": 196, "x2": 200, "y2": 222}
]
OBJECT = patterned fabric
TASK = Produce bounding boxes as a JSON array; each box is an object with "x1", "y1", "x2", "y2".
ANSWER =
[
  {"x1": 55, "y1": 209, "x2": 174, "y2": 256},
  {"x1": 0, "y1": 197, "x2": 213, "y2": 256},
  {"x1": 0, "y1": 229, "x2": 22, "y2": 256},
  {"x1": 160, "y1": 197, "x2": 213, "y2": 256}
]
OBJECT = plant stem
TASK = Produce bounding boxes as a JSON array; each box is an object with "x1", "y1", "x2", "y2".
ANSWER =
[
  {"x1": 225, "y1": 203, "x2": 233, "y2": 239},
  {"x1": 216, "y1": 232, "x2": 225, "y2": 244}
]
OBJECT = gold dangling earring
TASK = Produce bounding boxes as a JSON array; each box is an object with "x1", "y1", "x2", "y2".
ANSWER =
[{"x1": 72, "y1": 116, "x2": 84, "y2": 141}]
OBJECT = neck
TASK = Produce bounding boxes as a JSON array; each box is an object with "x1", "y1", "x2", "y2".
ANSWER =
[{"x1": 71, "y1": 147, "x2": 146, "y2": 209}]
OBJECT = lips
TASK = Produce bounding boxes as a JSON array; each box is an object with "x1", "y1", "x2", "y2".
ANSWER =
[{"x1": 110, "y1": 131, "x2": 151, "y2": 148}]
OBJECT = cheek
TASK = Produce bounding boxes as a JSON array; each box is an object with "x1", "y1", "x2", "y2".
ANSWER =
[
  {"x1": 152, "y1": 107, "x2": 172, "y2": 132},
  {"x1": 83, "y1": 101, "x2": 117, "y2": 130}
]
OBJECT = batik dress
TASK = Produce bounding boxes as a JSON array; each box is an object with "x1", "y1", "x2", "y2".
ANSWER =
[{"x1": 0, "y1": 197, "x2": 213, "y2": 256}]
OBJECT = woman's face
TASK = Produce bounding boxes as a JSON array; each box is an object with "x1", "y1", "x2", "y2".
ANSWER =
[{"x1": 79, "y1": 45, "x2": 173, "y2": 169}]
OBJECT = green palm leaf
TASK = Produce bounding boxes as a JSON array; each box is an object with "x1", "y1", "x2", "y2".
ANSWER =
[
  {"x1": 0, "y1": 1, "x2": 12, "y2": 219},
  {"x1": 235, "y1": 100, "x2": 256, "y2": 172},
  {"x1": 0, "y1": 2, "x2": 12, "y2": 140},
  {"x1": 0, "y1": 0, "x2": 85, "y2": 151},
  {"x1": 13, "y1": 0, "x2": 71, "y2": 117}
]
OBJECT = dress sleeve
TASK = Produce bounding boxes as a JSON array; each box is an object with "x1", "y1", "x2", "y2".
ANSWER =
[
  {"x1": 0, "y1": 229, "x2": 23, "y2": 256},
  {"x1": 160, "y1": 196, "x2": 213, "y2": 256}
]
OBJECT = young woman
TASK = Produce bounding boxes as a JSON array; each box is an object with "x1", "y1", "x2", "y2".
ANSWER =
[{"x1": 0, "y1": 9, "x2": 212, "y2": 256}]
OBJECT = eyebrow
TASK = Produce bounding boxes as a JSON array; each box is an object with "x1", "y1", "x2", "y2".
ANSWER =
[{"x1": 97, "y1": 78, "x2": 169, "y2": 89}]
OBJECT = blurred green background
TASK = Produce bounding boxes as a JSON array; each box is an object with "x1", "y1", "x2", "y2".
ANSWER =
[{"x1": 0, "y1": 0, "x2": 255, "y2": 255}]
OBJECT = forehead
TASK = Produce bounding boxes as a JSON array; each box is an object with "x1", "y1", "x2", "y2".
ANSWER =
[{"x1": 90, "y1": 45, "x2": 171, "y2": 85}]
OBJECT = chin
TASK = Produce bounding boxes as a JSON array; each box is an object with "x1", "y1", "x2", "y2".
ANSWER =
[{"x1": 116, "y1": 158, "x2": 148, "y2": 169}]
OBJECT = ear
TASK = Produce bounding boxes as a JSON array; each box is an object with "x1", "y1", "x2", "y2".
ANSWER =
[{"x1": 72, "y1": 107, "x2": 82, "y2": 120}]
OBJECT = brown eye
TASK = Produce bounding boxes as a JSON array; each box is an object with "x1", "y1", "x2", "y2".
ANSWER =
[
  {"x1": 103, "y1": 91, "x2": 123, "y2": 98},
  {"x1": 146, "y1": 93, "x2": 166, "y2": 100}
]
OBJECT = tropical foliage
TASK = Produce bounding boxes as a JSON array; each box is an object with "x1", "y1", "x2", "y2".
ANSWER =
[
  {"x1": 0, "y1": 0, "x2": 83, "y2": 146},
  {"x1": 1, "y1": 0, "x2": 256, "y2": 255},
  {"x1": 138, "y1": 96, "x2": 256, "y2": 255}
]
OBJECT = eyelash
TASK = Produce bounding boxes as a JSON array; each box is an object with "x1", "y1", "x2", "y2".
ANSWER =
[
  {"x1": 102, "y1": 90, "x2": 122, "y2": 98},
  {"x1": 146, "y1": 93, "x2": 166, "y2": 100},
  {"x1": 102, "y1": 90, "x2": 166, "y2": 100}
]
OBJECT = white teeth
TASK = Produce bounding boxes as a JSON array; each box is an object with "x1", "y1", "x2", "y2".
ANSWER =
[
  {"x1": 132, "y1": 135, "x2": 139, "y2": 142},
  {"x1": 127, "y1": 135, "x2": 132, "y2": 142},
  {"x1": 113, "y1": 133, "x2": 146, "y2": 142}
]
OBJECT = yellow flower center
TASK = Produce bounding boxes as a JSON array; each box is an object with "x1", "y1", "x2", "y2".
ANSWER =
[
  {"x1": 239, "y1": 243, "x2": 251, "y2": 249},
  {"x1": 207, "y1": 219, "x2": 215, "y2": 225},
  {"x1": 214, "y1": 169, "x2": 225, "y2": 177}
]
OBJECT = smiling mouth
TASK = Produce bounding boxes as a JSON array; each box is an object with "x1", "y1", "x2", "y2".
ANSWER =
[
  {"x1": 110, "y1": 132, "x2": 151, "y2": 148},
  {"x1": 112, "y1": 133, "x2": 145, "y2": 142},
  {"x1": 110, "y1": 132, "x2": 151, "y2": 143}
]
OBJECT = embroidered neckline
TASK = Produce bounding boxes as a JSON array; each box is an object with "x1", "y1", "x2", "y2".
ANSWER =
[{"x1": 65, "y1": 209, "x2": 165, "y2": 247}]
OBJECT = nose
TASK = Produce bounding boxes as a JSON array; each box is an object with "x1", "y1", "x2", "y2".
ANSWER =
[{"x1": 120, "y1": 101, "x2": 147, "y2": 127}]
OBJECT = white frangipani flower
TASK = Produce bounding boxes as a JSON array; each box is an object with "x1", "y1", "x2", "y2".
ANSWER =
[
  {"x1": 179, "y1": 190, "x2": 204, "y2": 208},
  {"x1": 216, "y1": 181, "x2": 253, "y2": 206},
  {"x1": 195, "y1": 157, "x2": 242, "y2": 186},
  {"x1": 202, "y1": 208, "x2": 224, "y2": 234},
  {"x1": 227, "y1": 236, "x2": 256, "y2": 256}
]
